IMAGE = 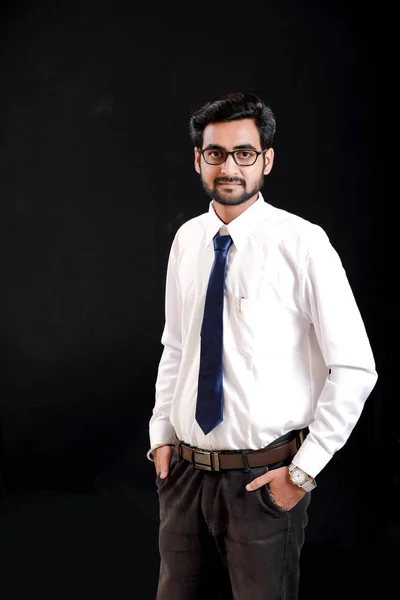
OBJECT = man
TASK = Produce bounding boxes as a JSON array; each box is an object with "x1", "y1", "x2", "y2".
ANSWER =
[{"x1": 148, "y1": 92, "x2": 378, "y2": 600}]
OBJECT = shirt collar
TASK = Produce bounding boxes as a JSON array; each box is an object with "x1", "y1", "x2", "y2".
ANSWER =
[{"x1": 205, "y1": 193, "x2": 268, "y2": 251}]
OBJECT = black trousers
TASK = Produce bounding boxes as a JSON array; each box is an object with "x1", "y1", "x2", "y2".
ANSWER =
[{"x1": 155, "y1": 441, "x2": 311, "y2": 600}]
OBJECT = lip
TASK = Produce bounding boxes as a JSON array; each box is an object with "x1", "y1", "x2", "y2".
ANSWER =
[{"x1": 217, "y1": 182, "x2": 242, "y2": 186}]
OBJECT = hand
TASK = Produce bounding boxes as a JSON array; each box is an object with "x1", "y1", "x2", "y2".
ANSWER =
[
  {"x1": 245, "y1": 466, "x2": 307, "y2": 511},
  {"x1": 153, "y1": 445, "x2": 173, "y2": 479}
]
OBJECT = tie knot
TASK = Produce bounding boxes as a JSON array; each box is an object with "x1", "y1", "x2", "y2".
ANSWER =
[{"x1": 213, "y1": 234, "x2": 232, "y2": 253}]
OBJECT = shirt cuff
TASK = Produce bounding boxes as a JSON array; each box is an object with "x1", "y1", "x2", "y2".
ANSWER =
[
  {"x1": 148, "y1": 421, "x2": 176, "y2": 461},
  {"x1": 290, "y1": 436, "x2": 333, "y2": 478},
  {"x1": 146, "y1": 443, "x2": 173, "y2": 462}
]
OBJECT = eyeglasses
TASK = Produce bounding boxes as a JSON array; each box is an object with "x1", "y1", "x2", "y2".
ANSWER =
[{"x1": 200, "y1": 147, "x2": 268, "y2": 167}]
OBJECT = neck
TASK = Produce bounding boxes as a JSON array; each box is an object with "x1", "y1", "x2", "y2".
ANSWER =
[{"x1": 212, "y1": 193, "x2": 259, "y2": 224}]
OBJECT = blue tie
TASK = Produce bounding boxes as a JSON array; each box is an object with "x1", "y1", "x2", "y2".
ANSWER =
[{"x1": 196, "y1": 233, "x2": 233, "y2": 435}]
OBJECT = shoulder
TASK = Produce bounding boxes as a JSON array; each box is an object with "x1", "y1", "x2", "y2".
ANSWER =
[
  {"x1": 176, "y1": 212, "x2": 208, "y2": 237},
  {"x1": 168, "y1": 211, "x2": 208, "y2": 260},
  {"x1": 261, "y1": 202, "x2": 337, "y2": 273},
  {"x1": 266, "y1": 203, "x2": 331, "y2": 254}
]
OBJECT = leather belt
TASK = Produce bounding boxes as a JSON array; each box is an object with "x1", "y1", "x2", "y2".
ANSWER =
[{"x1": 173, "y1": 428, "x2": 308, "y2": 471}]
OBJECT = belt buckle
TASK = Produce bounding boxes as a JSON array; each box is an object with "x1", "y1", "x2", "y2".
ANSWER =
[{"x1": 192, "y1": 449, "x2": 220, "y2": 471}]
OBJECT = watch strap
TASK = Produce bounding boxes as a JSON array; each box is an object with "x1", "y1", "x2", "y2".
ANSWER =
[{"x1": 300, "y1": 477, "x2": 317, "y2": 492}]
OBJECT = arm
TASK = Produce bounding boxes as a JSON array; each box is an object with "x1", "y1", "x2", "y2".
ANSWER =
[
  {"x1": 292, "y1": 226, "x2": 378, "y2": 478},
  {"x1": 247, "y1": 226, "x2": 378, "y2": 505},
  {"x1": 147, "y1": 239, "x2": 182, "y2": 461}
]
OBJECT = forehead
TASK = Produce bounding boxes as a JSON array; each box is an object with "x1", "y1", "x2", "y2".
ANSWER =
[{"x1": 202, "y1": 119, "x2": 260, "y2": 148}]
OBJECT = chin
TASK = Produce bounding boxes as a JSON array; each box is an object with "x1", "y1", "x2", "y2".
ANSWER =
[{"x1": 214, "y1": 189, "x2": 244, "y2": 201}]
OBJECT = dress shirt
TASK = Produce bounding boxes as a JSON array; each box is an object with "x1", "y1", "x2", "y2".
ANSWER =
[{"x1": 148, "y1": 193, "x2": 378, "y2": 477}]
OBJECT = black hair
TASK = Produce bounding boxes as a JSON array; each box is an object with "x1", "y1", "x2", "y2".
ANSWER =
[{"x1": 189, "y1": 92, "x2": 276, "y2": 150}]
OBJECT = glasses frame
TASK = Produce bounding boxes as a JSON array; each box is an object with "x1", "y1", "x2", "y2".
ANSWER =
[{"x1": 199, "y1": 147, "x2": 269, "y2": 167}]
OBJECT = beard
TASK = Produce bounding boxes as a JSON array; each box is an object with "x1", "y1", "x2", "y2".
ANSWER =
[{"x1": 200, "y1": 171, "x2": 265, "y2": 207}]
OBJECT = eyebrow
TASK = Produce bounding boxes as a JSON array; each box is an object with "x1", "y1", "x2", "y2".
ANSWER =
[{"x1": 202, "y1": 143, "x2": 259, "y2": 151}]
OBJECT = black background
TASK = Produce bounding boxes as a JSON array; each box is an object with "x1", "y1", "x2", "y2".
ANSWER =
[{"x1": 0, "y1": 1, "x2": 394, "y2": 598}]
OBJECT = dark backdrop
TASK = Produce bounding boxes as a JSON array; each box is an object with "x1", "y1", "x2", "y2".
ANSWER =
[{"x1": 0, "y1": 1, "x2": 393, "y2": 599}]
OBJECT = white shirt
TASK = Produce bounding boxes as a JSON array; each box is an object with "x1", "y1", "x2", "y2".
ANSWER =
[{"x1": 148, "y1": 194, "x2": 377, "y2": 477}]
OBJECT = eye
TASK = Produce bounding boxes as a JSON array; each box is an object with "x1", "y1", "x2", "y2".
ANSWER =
[{"x1": 237, "y1": 151, "x2": 256, "y2": 159}]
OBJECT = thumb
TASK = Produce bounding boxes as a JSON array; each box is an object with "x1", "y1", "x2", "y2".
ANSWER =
[
  {"x1": 159, "y1": 467, "x2": 169, "y2": 479},
  {"x1": 156, "y1": 459, "x2": 169, "y2": 479},
  {"x1": 155, "y1": 447, "x2": 172, "y2": 479},
  {"x1": 246, "y1": 470, "x2": 273, "y2": 491}
]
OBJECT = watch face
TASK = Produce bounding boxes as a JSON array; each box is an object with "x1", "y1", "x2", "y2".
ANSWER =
[{"x1": 291, "y1": 468, "x2": 308, "y2": 486}]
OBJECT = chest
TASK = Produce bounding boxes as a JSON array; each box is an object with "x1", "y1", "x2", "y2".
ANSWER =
[{"x1": 177, "y1": 240, "x2": 305, "y2": 314}]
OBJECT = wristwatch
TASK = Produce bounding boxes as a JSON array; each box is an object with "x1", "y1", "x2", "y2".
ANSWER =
[{"x1": 288, "y1": 463, "x2": 317, "y2": 492}]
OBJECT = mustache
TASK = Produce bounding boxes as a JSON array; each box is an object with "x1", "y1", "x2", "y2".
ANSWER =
[{"x1": 214, "y1": 177, "x2": 245, "y2": 185}]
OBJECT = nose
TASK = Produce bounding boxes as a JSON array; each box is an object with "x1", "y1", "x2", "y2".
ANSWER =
[{"x1": 220, "y1": 153, "x2": 239, "y2": 175}]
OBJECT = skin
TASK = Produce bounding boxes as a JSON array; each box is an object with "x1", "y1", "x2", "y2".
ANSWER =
[{"x1": 154, "y1": 118, "x2": 308, "y2": 510}]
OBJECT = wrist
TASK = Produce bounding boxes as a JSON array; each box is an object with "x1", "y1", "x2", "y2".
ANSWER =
[{"x1": 288, "y1": 462, "x2": 317, "y2": 492}]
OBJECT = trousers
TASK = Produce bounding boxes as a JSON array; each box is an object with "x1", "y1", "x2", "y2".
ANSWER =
[{"x1": 155, "y1": 437, "x2": 311, "y2": 600}]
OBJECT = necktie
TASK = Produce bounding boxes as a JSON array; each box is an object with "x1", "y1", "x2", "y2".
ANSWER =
[{"x1": 196, "y1": 233, "x2": 233, "y2": 435}]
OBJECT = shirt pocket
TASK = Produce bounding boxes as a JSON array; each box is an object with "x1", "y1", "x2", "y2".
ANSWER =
[
  {"x1": 226, "y1": 291, "x2": 305, "y2": 360},
  {"x1": 226, "y1": 294, "x2": 262, "y2": 357}
]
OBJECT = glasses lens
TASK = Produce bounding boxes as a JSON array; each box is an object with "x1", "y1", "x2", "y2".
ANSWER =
[
  {"x1": 234, "y1": 150, "x2": 257, "y2": 166},
  {"x1": 203, "y1": 149, "x2": 226, "y2": 165}
]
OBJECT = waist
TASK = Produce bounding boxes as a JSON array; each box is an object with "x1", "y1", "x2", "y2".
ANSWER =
[{"x1": 174, "y1": 428, "x2": 309, "y2": 471}]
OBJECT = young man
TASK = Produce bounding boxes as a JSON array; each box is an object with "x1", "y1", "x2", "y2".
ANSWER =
[{"x1": 148, "y1": 92, "x2": 378, "y2": 600}]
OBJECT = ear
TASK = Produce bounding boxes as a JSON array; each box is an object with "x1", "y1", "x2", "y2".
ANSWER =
[
  {"x1": 194, "y1": 147, "x2": 201, "y2": 174},
  {"x1": 263, "y1": 148, "x2": 274, "y2": 175}
]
